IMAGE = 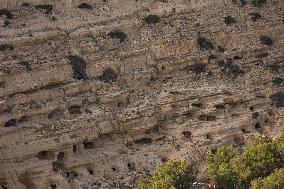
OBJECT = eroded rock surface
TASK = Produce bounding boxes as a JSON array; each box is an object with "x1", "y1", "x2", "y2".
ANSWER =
[{"x1": 0, "y1": 0, "x2": 284, "y2": 188}]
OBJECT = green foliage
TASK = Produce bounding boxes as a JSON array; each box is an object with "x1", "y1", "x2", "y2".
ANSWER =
[
  {"x1": 108, "y1": 31, "x2": 127, "y2": 42},
  {"x1": 197, "y1": 37, "x2": 214, "y2": 50},
  {"x1": 78, "y1": 3, "x2": 93, "y2": 10},
  {"x1": 272, "y1": 77, "x2": 283, "y2": 85},
  {"x1": 249, "y1": 13, "x2": 261, "y2": 22},
  {"x1": 144, "y1": 15, "x2": 161, "y2": 25},
  {"x1": 252, "y1": 0, "x2": 267, "y2": 7},
  {"x1": 35, "y1": 4, "x2": 53, "y2": 14},
  {"x1": 137, "y1": 159, "x2": 195, "y2": 189},
  {"x1": 206, "y1": 136, "x2": 284, "y2": 189},
  {"x1": 260, "y1": 36, "x2": 274, "y2": 46},
  {"x1": 250, "y1": 168, "x2": 284, "y2": 189},
  {"x1": 271, "y1": 92, "x2": 284, "y2": 108},
  {"x1": 217, "y1": 59, "x2": 245, "y2": 77},
  {"x1": 67, "y1": 55, "x2": 88, "y2": 80},
  {"x1": 224, "y1": 16, "x2": 236, "y2": 25}
]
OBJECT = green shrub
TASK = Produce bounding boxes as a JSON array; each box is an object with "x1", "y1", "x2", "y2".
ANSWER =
[
  {"x1": 108, "y1": 31, "x2": 127, "y2": 42},
  {"x1": 35, "y1": 4, "x2": 53, "y2": 14},
  {"x1": 144, "y1": 15, "x2": 161, "y2": 24},
  {"x1": 98, "y1": 68, "x2": 118, "y2": 83},
  {"x1": 197, "y1": 37, "x2": 214, "y2": 50},
  {"x1": 272, "y1": 77, "x2": 283, "y2": 85},
  {"x1": 0, "y1": 9, "x2": 13, "y2": 19},
  {"x1": 224, "y1": 16, "x2": 236, "y2": 25},
  {"x1": 19, "y1": 61, "x2": 32, "y2": 72},
  {"x1": 270, "y1": 92, "x2": 284, "y2": 107},
  {"x1": 187, "y1": 63, "x2": 206, "y2": 75},
  {"x1": 249, "y1": 13, "x2": 261, "y2": 22},
  {"x1": 0, "y1": 44, "x2": 14, "y2": 51},
  {"x1": 78, "y1": 3, "x2": 93, "y2": 10},
  {"x1": 137, "y1": 159, "x2": 196, "y2": 189},
  {"x1": 252, "y1": 0, "x2": 267, "y2": 7},
  {"x1": 217, "y1": 59, "x2": 245, "y2": 77},
  {"x1": 250, "y1": 168, "x2": 284, "y2": 189},
  {"x1": 67, "y1": 55, "x2": 88, "y2": 80},
  {"x1": 260, "y1": 36, "x2": 274, "y2": 46}
]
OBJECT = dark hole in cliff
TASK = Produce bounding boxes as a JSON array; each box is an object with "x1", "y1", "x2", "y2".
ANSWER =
[
  {"x1": 183, "y1": 131, "x2": 192, "y2": 139},
  {"x1": 48, "y1": 109, "x2": 64, "y2": 121},
  {"x1": 108, "y1": 31, "x2": 127, "y2": 42},
  {"x1": 144, "y1": 14, "x2": 161, "y2": 24},
  {"x1": 127, "y1": 163, "x2": 135, "y2": 172},
  {"x1": 98, "y1": 68, "x2": 118, "y2": 83},
  {"x1": 87, "y1": 167, "x2": 94, "y2": 175},
  {"x1": 18, "y1": 116, "x2": 28, "y2": 124},
  {"x1": 0, "y1": 81, "x2": 5, "y2": 88},
  {"x1": 161, "y1": 156, "x2": 167, "y2": 162},
  {"x1": 19, "y1": 61, "x2": 32, "y2": 72},
  {"x1": 252, "y1": 112, "x2": 260, "y2": 119},
  {"x1": 249, "y1": 106, "x2": 254, "y2": 111},
  {"x1": 67, "y1": 55, "x2": 88, "y2": 80},
  {"x1": 4, "y1": 119, "x2": 17, "y2": 127},
  {"x1": 206, "y1": 134, "x2": 213, "y2": 140},
  {"x1": 1, "y1": 186, "x2": 7, "y2": 189},
  {"x1": 211, "y1": 149, "x2": 217, "y2": 154},
  {"x1": 241, "y1": 128, "x2": 250, "y2": 133},
  {"x1": 134, "y1": 138, "x2": 153, "y2": 145},
  {"x1": 0, "y1": 44, "x2": 14, "y2": 51},
  {"x1": 0, "y1": 9, "x2": 13, "y2": 19},
  {"x1": 260, "y1": 36, "x2": 274, "y2": 46},
  {"x1": 83, "y1": 142, "x2": 94, "y2": 149},
  {"x1": 215, "y1": 104, "x2": 225, "y2": 110},
  {"x1": 112, "y1": 167, "x2": 116, "y2": 172},
  {"x1": 199, "y1": 115, "x2": 216, "y2": 121},
  {"x1": 35, "y1": 4, "x2": 54, "y2": 14},
  {"x1": 255, "y1": 122, "x2": 261, "y2": 130},
  {"x1": 57, "y1": 152, "x2": 65, "y2": 161},
  {"x1": 37, "y1": 151, "x2": 54, "y2": 160},
  {"x1": 192, "y1": 102, "x2": 202, "y2": 108},
  {"x1": 50, "y1": 184, "x2": 57, "y2": 189},
  {"x1": 68, "y1": 106, "x2": 82, "y2": 115},
  {"x1": 52, "y1": 162, "x2": 60, "y2": 172},
  {"x1": 270, "y1": 92, "x2": 284, "y2": 108},
  {"x1": 73, "y1": 145, "x2": 77, "y2": 153}
]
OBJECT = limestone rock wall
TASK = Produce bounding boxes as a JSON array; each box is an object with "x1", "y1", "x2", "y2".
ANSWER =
[{"x1": 0, "y1": 0, "x2": 284, "y2": 188}]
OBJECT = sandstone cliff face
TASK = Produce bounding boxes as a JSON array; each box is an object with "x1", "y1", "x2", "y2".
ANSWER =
[{"x1": 0, "y1": 0, "x2": 284, "y2": 188}]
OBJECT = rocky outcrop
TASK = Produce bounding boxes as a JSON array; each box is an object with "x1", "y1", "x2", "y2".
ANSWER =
[{"x1": 0, "y1": 0, "x2": 284, "y2": 188}]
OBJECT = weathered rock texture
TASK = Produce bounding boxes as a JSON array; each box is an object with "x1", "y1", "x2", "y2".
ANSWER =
[{"x1": 0, "y1": 0, "x2": 284, "y2": 188}]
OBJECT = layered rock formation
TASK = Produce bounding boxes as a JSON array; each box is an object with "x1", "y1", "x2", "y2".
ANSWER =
[{"x1": 0, "y1": 0, "x2": 284, "y2": 188}]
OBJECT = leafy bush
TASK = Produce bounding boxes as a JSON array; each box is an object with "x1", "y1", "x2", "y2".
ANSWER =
[
  {"x1": 78, "y1": 3, "x2": 93, "y2": 10},
  {"x1": 197, "y1": 37, "x2": 214, "y2": 50},
  {"x1": 250, "y1": 168, "x2": 284, "y2": 189},
  {"x1": 98, "y1": 68, "x2": 118, "y2": 83},
  {"x1": 187, "y1": 63, "x2": 206, "y2": 75},
  {"x1": 252, "y1": 0, "x2": 267, "y2": 7},
  {"x1": 206, "y1": 136, "x2": 284, "y2": 189},
  {"x1": 19, "y1": 61, "x2": 32, "y2": 72},
  {"x1": 270, "y1": 91, "x2": 284, "y2": 107},
  {"x1": 272, "y1": 77, "x2": 283, "y2": 85},
  {"x1": 137, "y1": 159, "x2": 196, "y2": 189},
  {"x1": 35, "y1": 4, "x2": 53, "y2": 14},
  {"x1": 224, "y1": 16, "x2": 236, "y2": 25},
  {"x1": 67, "y1": 55, "x2": 88, "y2": 80},
  {"x1": 0, "y1": 44, "x2": 14, "y2": 51},
  {"x1": 108, "y1": 31, "x2": 127, "y2": 42},
  {"x1": 0, "y1": 9, "x2": 13, "y2": 19},
  {"x1": 144, "y1": 15, "x2": 161, "y2": 24},
  {"x1": 249, "y1": 13, "x2": 261, "y2": 22},
  {"x1": 260, "y1": 36, "x2": 274, "y2": 46},
  {"x1": 217, "y1": 59, "x2": 245, "y2": 77}
]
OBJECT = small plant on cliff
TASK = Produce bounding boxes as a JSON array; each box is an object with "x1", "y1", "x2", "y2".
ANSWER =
[
  {"x1": 22, "y1": 2, "x2": 30, "y2": 7},
  {"x1": 272, "y1": 77, "x2": 284, "y2": 86},
  {"x1": 107, "y1": 31, "x2": 128, "y2": 42},
  {"x1": 98, "y1": 68, "x2": 118, "y2": 83},
  {"x1": 217, "y1": 59, "x2": 245, "y2": 77},
  {"x1": 252, "y1": 0, "x2": 267, "y2": 7},
  {"x1": 270, "y1": 91, "x2": 284, "y2": 107},
  {"x1": 78, "y1": 3, "x2": 93, "y2": 10},
  {"x1": 144, "y1": 15, "x2": 161, "y2": 25},
  {"x1": 67, "y1": 55, "x2": 88, "y2": 80},
  {"x1": 0, "y1": 9, "x2": 13, "y2": 19},
  {"x1": 0, "y1": 44, "x2": 14, "y2": 51},
  {"x1": 224, "y1": 16, "x2": 236, "y2": 25},
  {"x1": 35, "y1": 4, "x2": 54, "y2": 14},
  {"x1": 249, "y1": 12, "x2": 261, "y2": 22},
  {"x1": 137, "y1": 159, "x2": 196, "y2": 189},
  {"x1": 187, "y1": 63, "x2": 206, "y2": 75},
  {"x1": 19, "y1": 61, "x2": 32, "y2": 72},
  {"x1": 197, "y1": 36, "x2": 214, "y2": 50}
]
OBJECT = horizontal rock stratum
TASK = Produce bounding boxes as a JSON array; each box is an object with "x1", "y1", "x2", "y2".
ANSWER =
[{"x1": 0, "y1": 0, "x2": 284, "y2": 188}]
